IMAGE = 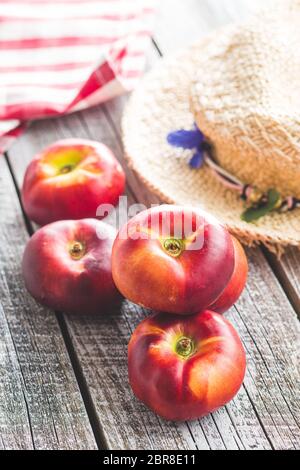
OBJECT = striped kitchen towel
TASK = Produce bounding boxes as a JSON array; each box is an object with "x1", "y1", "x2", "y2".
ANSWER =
[{"x1": 0, "y1": 0, "x2": 156, "y2": 153}]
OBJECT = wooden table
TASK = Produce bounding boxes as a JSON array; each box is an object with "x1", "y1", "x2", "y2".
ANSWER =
[{"x1": 1, "y1": 0, "x2": 299, "y2": 450}]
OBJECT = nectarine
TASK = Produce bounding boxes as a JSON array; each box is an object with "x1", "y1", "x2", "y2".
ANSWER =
[
  {"x1": 209, "y1": 236, "x2": 248, "y2": 314},
  {"x1": 128, "y1": 310, "x2": 246, "y2": 421},
  {"x1": 22, "y1": 139, "x2": 125, "y2": 225},
  {"x1": 112, "y1": 205, "x2": 235, "y2": 315},
  {"x1": 22, "y1": 219, "x2": 120, "y2": 315}
]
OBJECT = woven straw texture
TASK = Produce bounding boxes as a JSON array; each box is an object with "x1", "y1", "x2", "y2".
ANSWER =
[
  {"x1": 191, "y1": 0, "x2": 300, "y2": 199},
  {"x1": 122, "y1": 2, "x2": 300, "y2": 253}
]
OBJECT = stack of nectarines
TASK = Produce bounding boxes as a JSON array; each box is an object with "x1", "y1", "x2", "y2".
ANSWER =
[
  {"x1": 21, "y1": 140, "x2": 247, "y2": 422},
  {"x1": 112, "y1": 205, "x2": 247, "y2": 421}
]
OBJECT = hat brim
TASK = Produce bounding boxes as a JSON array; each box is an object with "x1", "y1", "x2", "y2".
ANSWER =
[{"x1": 122, "y1": 39, "x2": 300, "y2": 254}]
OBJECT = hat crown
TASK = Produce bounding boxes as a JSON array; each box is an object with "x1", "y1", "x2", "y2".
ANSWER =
[{"x1": 191, "y1": 1, "x2": 300, "y2": 198}]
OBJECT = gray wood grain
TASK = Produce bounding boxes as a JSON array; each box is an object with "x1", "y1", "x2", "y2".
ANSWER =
[
  {"x1": 0, "y1": 158, "x2": 96, "y2": 450},
  {"x1": 4, "y1": 0, "x2": 300, "y2": 450},
  {"x1": 229, "y1": 249, "x2": 300, "y2": 450},
  {"x1": 266, "y1": 248, "x2": 300, "y2": 319}
]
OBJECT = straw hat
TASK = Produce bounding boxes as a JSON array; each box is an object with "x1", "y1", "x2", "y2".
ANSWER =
[{"x1": 122, "y1": 0, "x2": 300, "y2": 254}]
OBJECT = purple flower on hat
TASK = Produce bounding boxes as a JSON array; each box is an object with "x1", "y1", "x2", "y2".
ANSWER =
[
  {"x1": 189, "y1": 149, "x2": 205, "y2": 169},
  {"x1": 167, "y1": 125, "x2": 205, "y2": 168},
  {"x1": 167, "y1": 126, "x2": 204, "y2": 149}
]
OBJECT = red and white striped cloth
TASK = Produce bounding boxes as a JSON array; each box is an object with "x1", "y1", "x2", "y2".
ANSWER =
[{"x1": 0, "y1": 0, "x2": 156, "y2": 153}]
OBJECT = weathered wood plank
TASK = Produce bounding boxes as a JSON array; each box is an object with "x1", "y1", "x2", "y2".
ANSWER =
[
  {"x1": 265, "y1": 248, "x2": 300, "y2": 319},
  {"x1": 229, "y1": 249, "x2": 300, "y2": 450},
  {"x1": 0, "y1": 158, "x2": 97, "y2": 450}
]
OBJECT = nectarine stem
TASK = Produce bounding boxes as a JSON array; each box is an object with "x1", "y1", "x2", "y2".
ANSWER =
[
  {"x1": 59, "y1": 164, "x2": 74, "y2": 174},
  {"x1": 69, "y1": 241, "x2": 85, "y2": 260},
  {"x1": 162, "y1": 238, "x2": 184, "y2": 257},
  {"x1": 176, "y1": 337, "x2": 194, "y2": 358}
]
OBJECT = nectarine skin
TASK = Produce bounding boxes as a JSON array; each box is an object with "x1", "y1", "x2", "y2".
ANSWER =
[
  {"x1": 209, "y1": 236, "x2": 248, "y2": 314},
  {"x1": 22, "y1": 139, "x2": 125, "y2": 226},
  {"x1": 128, "y1": 310, "x2": 246, "y2": 421},
  {"x1": 112, "y1": 205, "x2": 235, "y2": 315},
  {"x1": 22, "y1": 219, "x2": 120, "y2": 315}
]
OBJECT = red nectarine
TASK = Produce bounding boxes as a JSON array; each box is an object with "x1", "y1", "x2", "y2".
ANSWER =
[
  {"x1": 22, "y1": 219, "x2": 120, "y2": 315},
  {"x1": 112, "y1": 205, "x2": 235, "y2": 315},
  {"x1": 22, "y1": 139, "x2": 125, "y2": 225},
  {"x1": 209, "y1": 236, "x2": 248, "y2": 314},
  {"x1": 128, "y1": 310, "x2": 246, "y2": 421}
]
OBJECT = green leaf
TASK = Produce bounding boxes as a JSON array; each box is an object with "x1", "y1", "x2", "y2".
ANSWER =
[{"x1": 241, "y1": 189, "x2": 281, "y2": 223}]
